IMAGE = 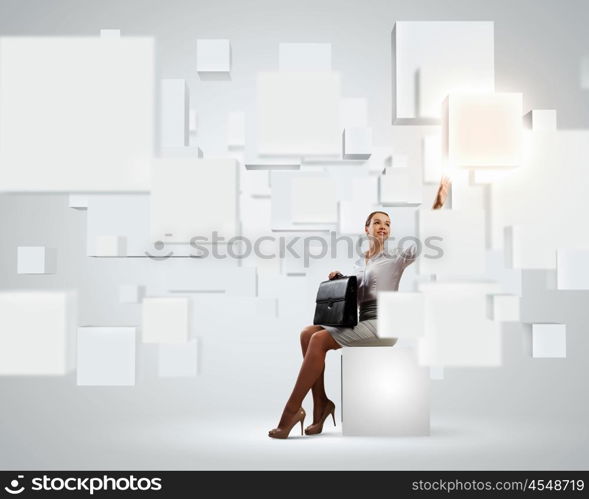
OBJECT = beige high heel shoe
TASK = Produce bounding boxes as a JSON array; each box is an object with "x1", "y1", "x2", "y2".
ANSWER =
[
  {"x1": 268, "y1": 408, "x2": 306, "y2": 439},
  {"x1": 304, "y1": 400, "x2": 336, "y2": 435}
]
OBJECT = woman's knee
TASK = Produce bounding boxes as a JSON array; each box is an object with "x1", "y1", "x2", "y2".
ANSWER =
[
  {"x1": 300, "y1": 325, "x2": 321, "y2": 344},
  {"x1": 308, "y1": 330, "x2": 338, "y2": 352}
]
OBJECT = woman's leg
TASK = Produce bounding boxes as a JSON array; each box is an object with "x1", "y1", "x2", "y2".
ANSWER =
[
  {"x1": 274, "y1": 330, "x2": 341, "y2": 430},
  {"x1": 300, "y1": 326, "x2": 330, "y2": 422}
]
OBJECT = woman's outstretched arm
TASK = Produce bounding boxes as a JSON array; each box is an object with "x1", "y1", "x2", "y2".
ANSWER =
[{"x1": 432, "y1": 175, "x2": 451, "y2": 210}]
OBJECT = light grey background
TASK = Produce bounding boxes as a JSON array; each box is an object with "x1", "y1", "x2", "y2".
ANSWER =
[{"x1": 1, "y1": 0, "x2": 588, "y2": 470}]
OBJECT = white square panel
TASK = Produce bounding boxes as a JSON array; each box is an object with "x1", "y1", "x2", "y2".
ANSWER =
[
  {"x1": 196, "y1": 39, "x2": 230, "y2": 72},
  {"x1": 141, "y1": 297, "x2": 189, "y2": 344},
  {"x1": 0, "y1": 291, "x2": 76, "y2": 375},
  {"x1": 0, "y1": 37, "x2": 154, "y2": 191},
  {"x1": 77, "y1": 327, "x2": 136, "y2": 386},
  {"x1": 393, "y1": 21, "x2": 494, "y2": 122},
  {"x1": 418, "y1": 209, "x2": 486, "y2": 277},
  {"x1": 150, "y1": 158, "x2": 238, "y2": 243},
  {"x1": 343, "y1": 128, "x2": 372, "y2": 159},
  {"x1": 377, "y1": 291, "x2": 425, "y2": 339},
  {"x1": 557, "y1": 249, "x2": 589, "y2": 290},
  {"x1": 257, "y1": 71, "x2": 341, "y2": 156},
  {"x1": 17, "y1": 246, "x2": 56, "y2": 274},
  {"x1": 443, "y1": 92, "x2": 523, "y2": 168},
  {"x1": 532, "y1": 323, "x2": 566, "y2": 358}
]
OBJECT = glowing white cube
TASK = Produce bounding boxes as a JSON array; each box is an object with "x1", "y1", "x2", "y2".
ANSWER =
[
  {"x1": 342, "y1": 347, "x2": 430, "y2": 436},
  {"x1": 557, "y1": 249, "x2": 589, "y2": 290},
  {"x1": 443, "y1": 92, "x2": 523, "y2": 168},
  {"x1": 343, "y1": 127, "x2": 372, "y2": 159}
]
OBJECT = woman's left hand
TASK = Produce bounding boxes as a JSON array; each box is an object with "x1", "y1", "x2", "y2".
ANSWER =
[{"x1": 432, "y1": 175, "x2": 451, "y2": 209}]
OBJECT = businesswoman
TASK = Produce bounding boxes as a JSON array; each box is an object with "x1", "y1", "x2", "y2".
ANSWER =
[{"x1": 268, "y1": 176, "x2": 451, "y2": 439}]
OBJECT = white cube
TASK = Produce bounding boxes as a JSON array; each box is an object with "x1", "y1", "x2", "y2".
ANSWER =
[
  {"x1": 377, "y1": 291, "x2": 425, "y2": 339},
  {"x1": 343, "y1": 127, "x2": 372, "y2": 159},
  {"x1": 161, "y1": 79, "x2": 189, "y2": 148},
  {"x1": 290, "y1": 176, "x2": 337, "y2": 224},
  {"x1": 557, "y1": 249, "x2": 589, "y2": 290},
  {"x1": 94, "y1": 235, "x2": 126, "y2": 256},
  {"x1": 523, "y1": 110, "x2": 557, "y2": 131},
  {"x1": 257, "y1": 71, "x2": 341, "y2": 156},
  {"x1": 342, "y1": 347, "x2": 430, "y2": 436},
  {"x1": 443, "y1": 92, "x2": 523, "y2": 168},
  {"x1": 119, "y1": 285, "x2": 145, "y2": 304},
  {"x1": 0, "y1": 291, "x2": 76, "y2": 375},
  {"x1": 196, "y1": 39, "x2": 231, "y2": 72},
  {"x1": 392, "y1": 21, "x2": 494, "y2": 122},
  {"x1": 418, "y1": 209, "x2": 486, "y2": 277},
  {"x1": 142, "y1": 297, "x2": 189, "y2": 343},
  {"x1": 17, "y1": 246, "x2": 57, "y2": 274},
  {"x1": 488, "y1": 294, "x2": 520, "y2": 322},
  {"x1": 77, "y1": 327, "x2": 136, "y2": 386},
  {"x1": 158, "y1": 339, "x2": 198, "y2": 377},
  {"x1": 532, "y1": 323, "x2": 566, "y2": 358},
  {"x1": 150, "y1": 158, "x2": 238, "y2": 243}
]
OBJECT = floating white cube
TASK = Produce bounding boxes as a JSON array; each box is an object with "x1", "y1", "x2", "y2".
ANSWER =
[
  {"x1": 488, "y1": 294, "x2": 520, "y2": 322},
  {"x1": 557, "y1": 249, "x2": 589, "y2": 290},
  {"x1": 141, "y1": 297, "x2": 189, "y2": 343},
  {"x1": 418, "y1": 281, "x2": 502, "y2": 367},
  {"x1": 532, "y1": 323, "x2": 566, "y2": 358},
  {"x1": 257, "y1": 71, "x2": 341, "y2": 156},
  {"x1": 392, "y1": 21, "x2": 494, "y2": 122},
  {"x1": 0, "y1": 291, "x2": 76, "y2": 375},
  {"x1": 278, "y1": 43, "x2": 331, "y2": 71},
  {"x1": 119, "y1": 285, "x2": 145, "y2": 304},
  {"x1": 443, "y1": 92, "x2": 523, "y2": 168},
  {"x1": 158, "y1": 340, "x2": 198, "y2": 377},
  {"x1": 343, "y1": 127, "x2": 372, "y2": 159},
  {"x1": 94, "y1": 235, "x2": 126, "y2": 257},
  {"x1": 342, "y1": 347, "x2": 430, "y2": 436},
  {"x1": 418, "y1": 209, "x2": 486, "y2": 277},
  {"x1": 0, "y1": 37, "x2": 154, "y2": 191},
  {"x1": 377, "y1": 291, "x2": 425, "y2": 339},
  {"x1": 77, "y1": 327, "x2": 136, "y2": 386},
  {"x1": 17, "y1": 246, "x2": 57, "y2": 274},
  {"x1": 161, "y1": 79, "x2": 188, "y2": 148},
  {"x1": 196, "y1": 39, "x2": 231, "y2": 72},
  {"x1": 150, "y1": 158, "x2": 238, "y2": 243},
  {"x1": 290, "y1": 176, "x2": 338, "y2": 224},
  {"x1": 523, "y1": 110, "x2": 557, "y2": 131}
]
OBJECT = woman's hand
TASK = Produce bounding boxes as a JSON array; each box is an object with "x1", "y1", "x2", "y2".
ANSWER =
[
  {"x1": 432, "y1": 175, "x2": 451, "y2": 209},
  {"x1": 328, "y1": 270, "x2": 343, "y2": 280}
]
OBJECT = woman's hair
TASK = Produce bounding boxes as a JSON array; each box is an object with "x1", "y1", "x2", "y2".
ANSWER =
[{"x1": 364, "y1": 210, "x2": 390, "y2": 227}]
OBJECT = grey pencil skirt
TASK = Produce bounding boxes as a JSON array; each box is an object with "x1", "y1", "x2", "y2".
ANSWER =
[{"x1": 320, "y1": 300, "x2": 398, "y2": 347}]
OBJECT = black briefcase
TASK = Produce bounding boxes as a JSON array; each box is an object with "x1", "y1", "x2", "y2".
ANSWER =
[{"x1": 313, "y1": 275, "x2": 358, "y2": 327}]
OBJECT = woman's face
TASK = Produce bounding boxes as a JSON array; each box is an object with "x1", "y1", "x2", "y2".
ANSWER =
[{"x1": 365, "y1": 213, "x2": 391, "y2": 242}]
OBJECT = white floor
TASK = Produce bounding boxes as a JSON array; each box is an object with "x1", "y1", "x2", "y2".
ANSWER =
[{"x1": 2, "y1": 410, "x2": 587, "y2": 470}]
